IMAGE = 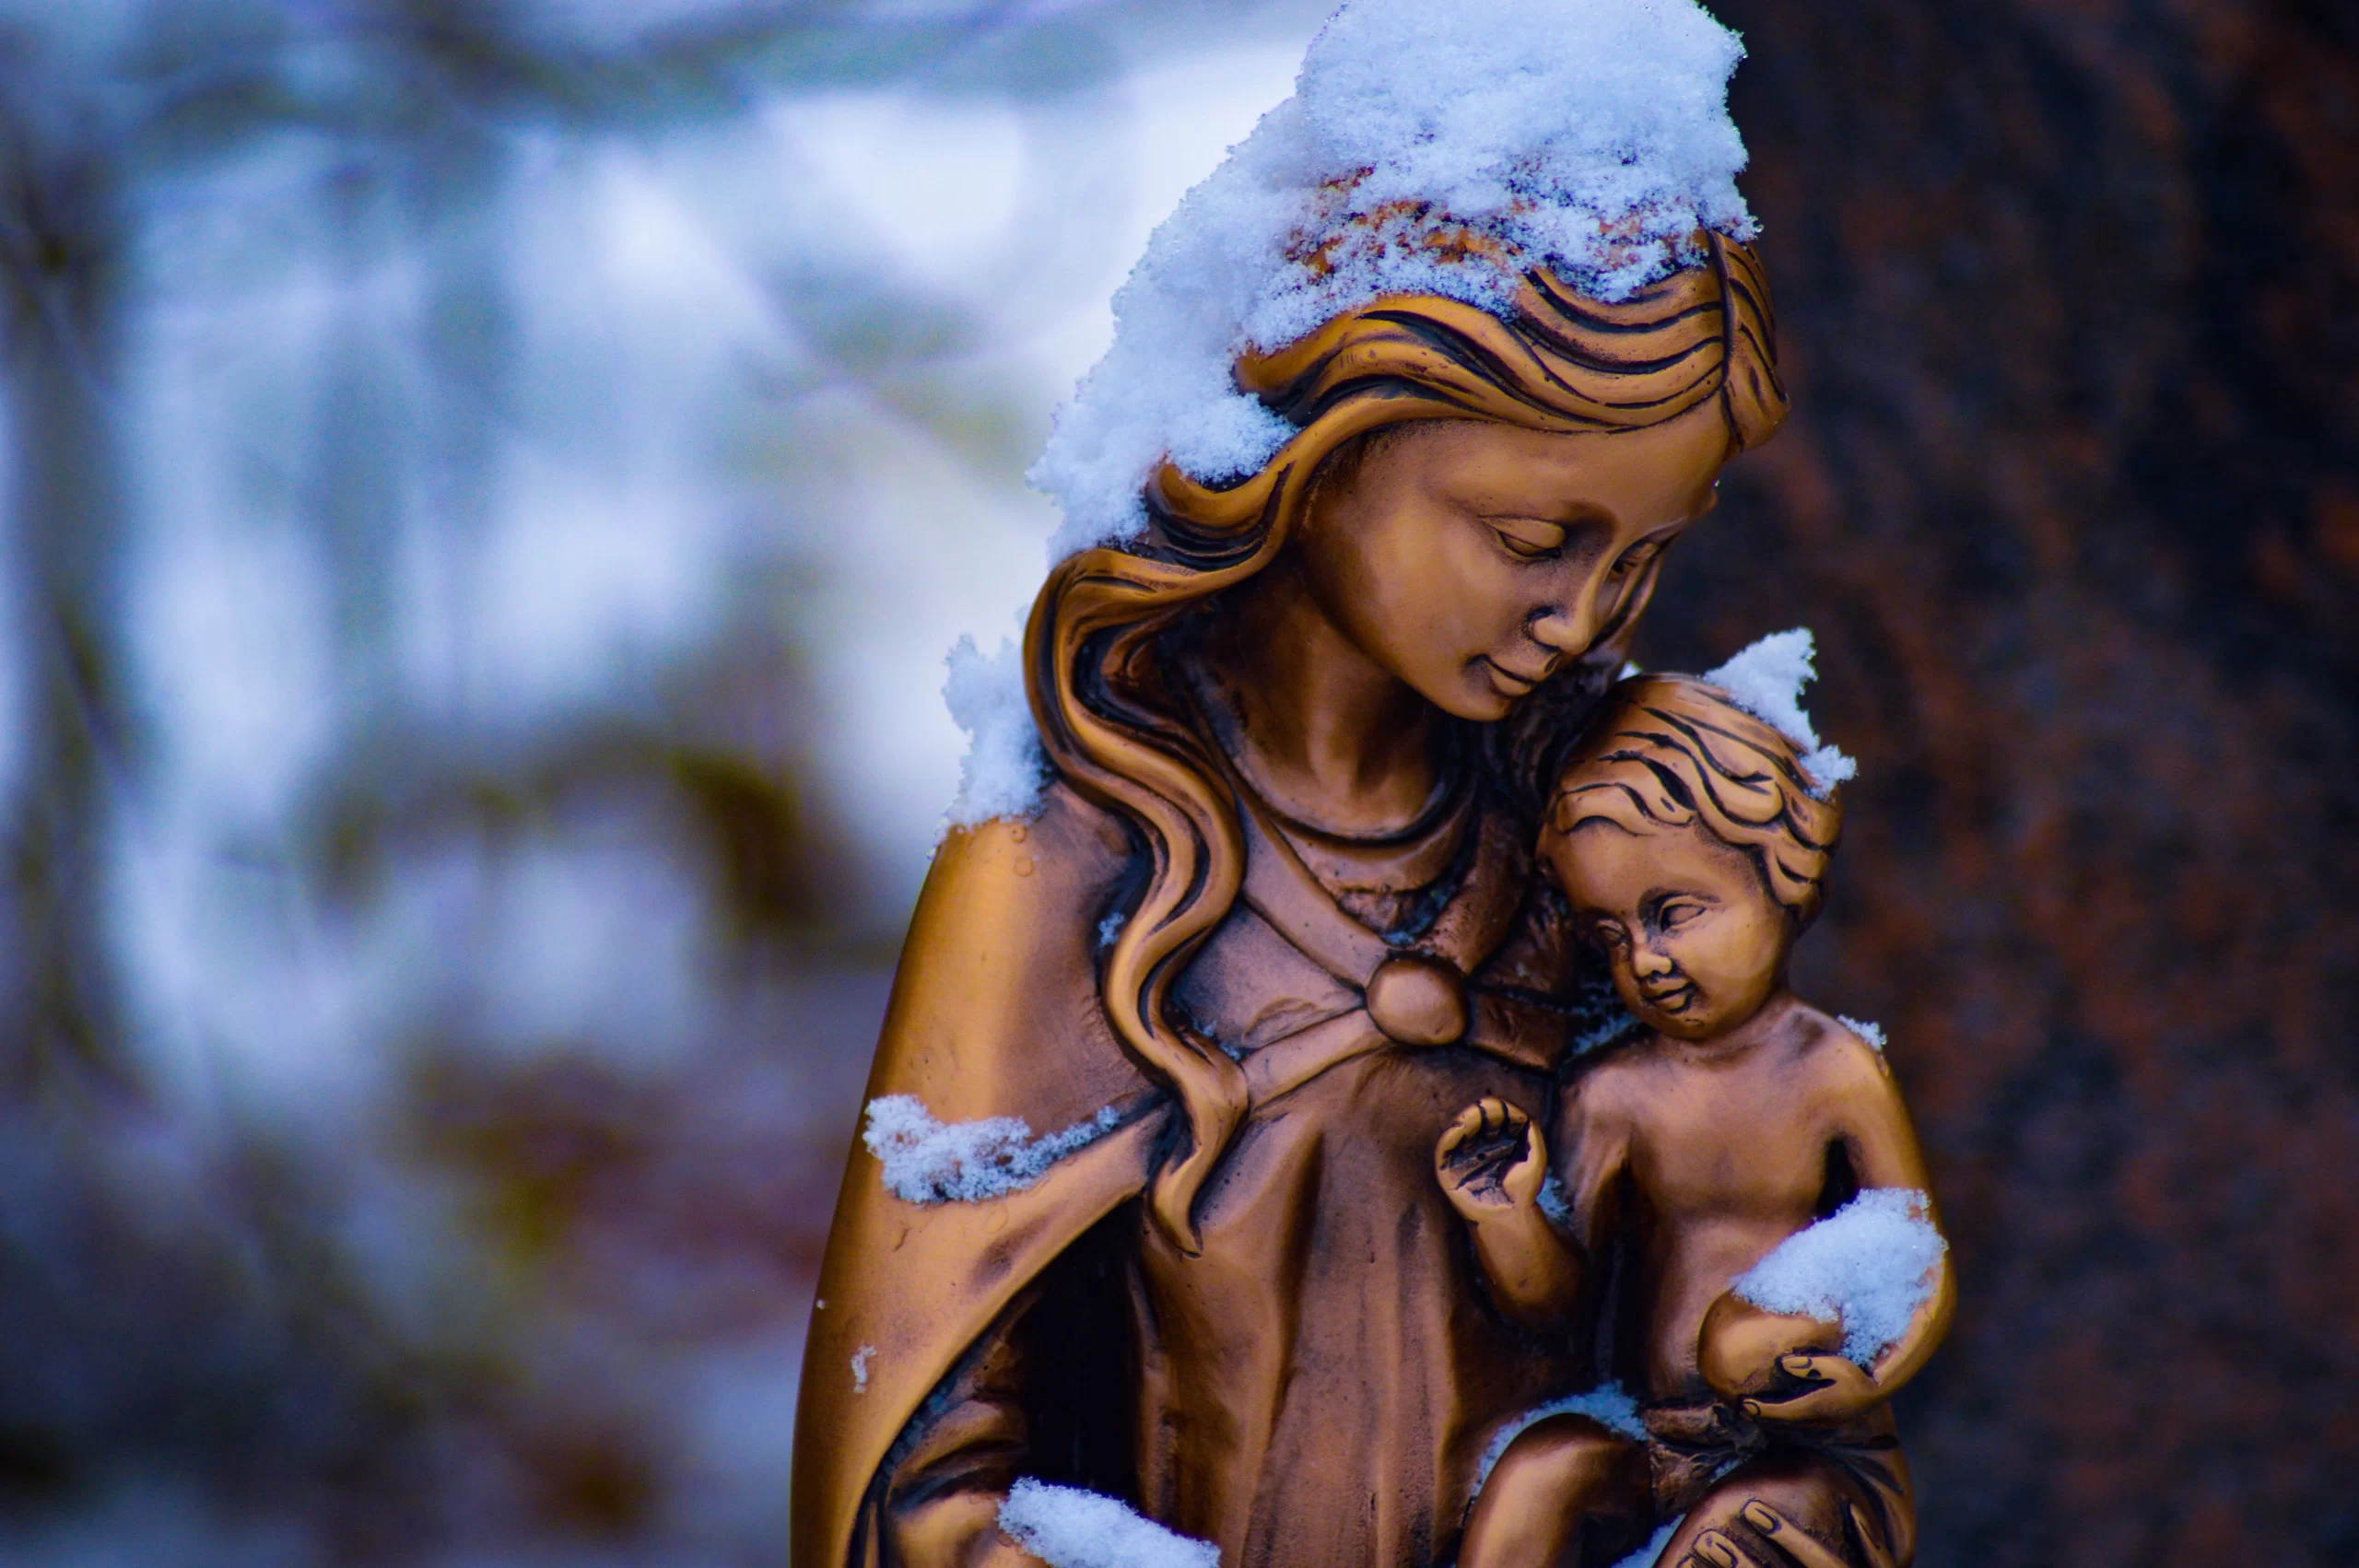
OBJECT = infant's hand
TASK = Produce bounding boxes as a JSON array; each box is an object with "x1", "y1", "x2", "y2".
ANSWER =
[
  {"x1": 1434, "y1": 1097, "x2": 1546, "y2": 1216},
  {"x1": 1742, "y1": 1352, "x2": 1883, "y2": 1428},
  {"x1": 1697, "y1": 1292, "x2": 1844, "y2": 1402}
]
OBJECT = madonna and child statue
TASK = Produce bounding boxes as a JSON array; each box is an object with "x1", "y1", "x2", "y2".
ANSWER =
[{"x1": 792, "y1": 4, "x2": 1956, "y2": 1567}]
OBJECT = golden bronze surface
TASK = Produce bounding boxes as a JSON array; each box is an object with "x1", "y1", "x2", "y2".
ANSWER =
[{"x1": 791, "y1": 242, "x2": 1950, "y2": 1568}]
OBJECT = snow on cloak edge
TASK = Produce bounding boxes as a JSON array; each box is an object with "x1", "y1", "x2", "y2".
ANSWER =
[{"x1": 863, "y1": 1094, "x2": 1123, "y2": 1206}]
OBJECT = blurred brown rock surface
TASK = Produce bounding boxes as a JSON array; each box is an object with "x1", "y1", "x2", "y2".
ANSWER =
[{"x1": 1628, "y1": 3, "x2": 2359, "y2": 1562}]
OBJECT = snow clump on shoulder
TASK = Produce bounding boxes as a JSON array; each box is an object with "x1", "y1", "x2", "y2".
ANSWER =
[
  {"x1": 944, "y1": 630, "x2": 1048, "y2": 827},
  {"x1": 1032, "y1": 0, "x2": 1759, "y2": 556},
  {"x1": 1702, "y1": 626, "x2": 1857, "y2": 798}
]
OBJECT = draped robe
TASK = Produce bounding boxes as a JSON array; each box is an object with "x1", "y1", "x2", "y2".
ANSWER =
[{"x1": 791, "y1": 766, "x2": 1606, "y2": 1568}]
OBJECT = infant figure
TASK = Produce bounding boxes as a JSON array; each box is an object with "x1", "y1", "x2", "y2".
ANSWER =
[{"x1": 1436, "y1": 673, "x2": 1953, "y2": 1568}]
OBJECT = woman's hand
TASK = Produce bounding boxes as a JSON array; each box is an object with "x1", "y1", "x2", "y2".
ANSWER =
[
  {"x1": 1434, "y1": 1096, "x2": 1546, "y2": 1218},
  {"x1": 1740, "y1": 1353, "x2": 1884, "y2": 1427},
  {"x1": 1677, "y1": 1502, "x2": 1896, "y2": 1568}
]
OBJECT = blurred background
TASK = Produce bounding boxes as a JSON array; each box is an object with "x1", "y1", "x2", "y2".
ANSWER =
[{"x1": 0, "y1": 1, "x2": 2348, "y2": 1565}]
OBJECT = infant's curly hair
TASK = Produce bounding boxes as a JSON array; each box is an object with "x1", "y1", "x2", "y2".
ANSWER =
[{"x1": 1547, "y1": 673, "x2": 1843, "y2": 925}]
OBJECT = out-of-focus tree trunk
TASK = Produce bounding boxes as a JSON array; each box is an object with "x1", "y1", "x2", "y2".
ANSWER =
[{"x1": 0, "y1": 125, "x2": 135, "y2": 1097}]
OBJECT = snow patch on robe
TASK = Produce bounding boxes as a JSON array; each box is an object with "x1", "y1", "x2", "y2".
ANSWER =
[
  {"x1": 1611, "y1": 1518, "x2": 1684, "y2": 1568},
  {"x1": 998, "y1": 1480, "x2": 1221, "y2": 1568},
  {"x1": 863, "y1": 1095, "x2": 1122, "y2": 1205}
]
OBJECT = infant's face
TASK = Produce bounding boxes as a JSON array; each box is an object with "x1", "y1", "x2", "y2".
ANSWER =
[{"x1": 1551, "y1": 819, "x2": 1789, "y2": 1039}]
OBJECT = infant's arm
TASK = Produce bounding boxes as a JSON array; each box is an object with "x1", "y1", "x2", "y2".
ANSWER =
[
  {"x1": 1732, "y1": 1020, "x2": 1956, "y2": 1425},
  {"x1": 1820, "y1": 1023, "x2": 1955, "y2": 1396},
  {"x1": 1433, "y1": 1096, "x2": 1584, "y2": 1328}
]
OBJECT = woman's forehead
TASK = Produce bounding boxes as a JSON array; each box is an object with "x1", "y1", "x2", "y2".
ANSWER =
[{"x1": 1398, "y1": 411, "x2": 1729, "y2": 521}]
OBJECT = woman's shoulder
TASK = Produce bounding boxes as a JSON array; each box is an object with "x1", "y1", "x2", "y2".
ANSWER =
[
  {"x1": 870, "y1": 777, "x2": 1150, "y2": 1129},
  {"x1": 909, "y1": 779, "x2": 1138, "y2": 998}
]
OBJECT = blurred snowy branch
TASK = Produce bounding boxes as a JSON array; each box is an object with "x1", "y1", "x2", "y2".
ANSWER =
[{"x1": 0, "y1": 0, "x2": 1324, "y2": 1560}]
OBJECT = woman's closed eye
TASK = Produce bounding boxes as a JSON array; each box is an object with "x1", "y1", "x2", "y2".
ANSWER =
[
  {"x1": 1487, "y1": 516, "x2": 1568, "y2": 561},
  {"x1": 1606, "y1": 541, "x2": 1663, "y2": 580}
]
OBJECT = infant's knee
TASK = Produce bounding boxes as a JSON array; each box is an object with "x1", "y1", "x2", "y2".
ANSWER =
[
  {"x1": 1491, "y1": 1414, "x2": 1648, "y2": 1499},
  {"x1": 1461, "y1": 1415, "x2": 1649, "y2": 1568}
]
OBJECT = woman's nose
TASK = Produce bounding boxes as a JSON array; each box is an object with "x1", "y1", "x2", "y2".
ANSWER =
[{"x1": 1527, "y1": 576, "x2": 1605, "y2": 654}]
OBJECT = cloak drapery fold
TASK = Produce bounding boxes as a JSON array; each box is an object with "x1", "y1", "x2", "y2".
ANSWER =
[{"x1": 791, "y1": 787, "x2": 1162, "y2": 1568}]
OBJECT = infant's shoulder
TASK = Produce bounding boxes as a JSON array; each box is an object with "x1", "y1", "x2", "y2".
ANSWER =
[
  {"x1": 1776, "y1": 1000, "x2": 1897, "y2": 1091},
  {"x1": 1556, "y1": 1030, "x2": 1656, "y2": 1121}
]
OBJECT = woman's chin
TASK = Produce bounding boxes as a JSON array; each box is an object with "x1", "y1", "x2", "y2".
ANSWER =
[{"x1": 1429, "y1": 669, "x2": 1519, "y2": 722}]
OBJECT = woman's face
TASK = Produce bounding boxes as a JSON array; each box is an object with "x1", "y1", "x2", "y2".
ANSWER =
[{"x1": 1292, "y1": 407, "x2": 1730, "y2": 721}]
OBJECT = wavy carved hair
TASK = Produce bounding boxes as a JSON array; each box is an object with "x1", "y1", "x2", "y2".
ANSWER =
[
  {"x1": 1026, "y1": 234, "x2": 1788, "y2": 1251},
  {"x1": 1549, "y1": 673, "x2": 1842, "y2": 924}
]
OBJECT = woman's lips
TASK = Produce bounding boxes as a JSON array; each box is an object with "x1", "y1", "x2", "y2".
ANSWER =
[{"x1": 1482, "y1": 658, "x2": 1550, "y2": 696}]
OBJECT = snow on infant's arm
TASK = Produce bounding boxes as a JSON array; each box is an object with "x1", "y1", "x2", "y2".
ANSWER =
[
  {"x1": 1031, "y1": 0, "x2": 1760, "y2": 555},
  {"x1": 862, "y1": 1095, "x2": 1121, "y2": 1206},
  {"x1": 999, "y1": 1480, "x2": 1221, "y2": 1568},
  {"x1": 1731, "y1": 1188, "x2": 1946, "y2": 1366},
  {"x1": 1702, "y1": 627, "x2": 1857, "y2": 798}
]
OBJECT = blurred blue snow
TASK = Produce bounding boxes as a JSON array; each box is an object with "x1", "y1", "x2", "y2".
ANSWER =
[{"x1": 0, "y1": 1, "x2": 1319, "y2": 1561}]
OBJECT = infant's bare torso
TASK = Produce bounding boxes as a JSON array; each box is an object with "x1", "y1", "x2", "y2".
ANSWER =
[{"x1": 1567, "y1": 998, "x2": 1888, "y2": 1399}]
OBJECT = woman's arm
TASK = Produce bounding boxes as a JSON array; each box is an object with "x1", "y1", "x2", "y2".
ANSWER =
[{"x1": 1435, "y1": 1096, "x2": 1585, "y2": 1327}]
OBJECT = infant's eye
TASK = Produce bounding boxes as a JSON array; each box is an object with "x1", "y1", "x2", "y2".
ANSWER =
[
  {"x1": 1657, "y1": 901, "x2": 1703, "y2": 930},
  {"x1": 1591, "y1": 923, "x2": 1630, "y2": 950}
]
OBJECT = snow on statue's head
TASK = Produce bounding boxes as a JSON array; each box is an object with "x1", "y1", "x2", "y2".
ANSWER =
[
  {"x1": 1031, "y1": 0, "x2": 1784, "y2": 556},
  {"x1": 1022, "y1": 0, "x2": 1788, "y2": 1254}
]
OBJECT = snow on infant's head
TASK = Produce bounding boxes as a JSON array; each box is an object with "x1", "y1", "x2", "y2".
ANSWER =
[
  {"x1": 1031, "y1": 0, "x2": 1759, "y2": 556},
  {"x1": 1702, "y1": 627, "x2": 1857, "y2": 799}
]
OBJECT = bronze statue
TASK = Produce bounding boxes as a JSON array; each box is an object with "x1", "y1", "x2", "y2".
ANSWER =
[{"x1": 792, "y1": 4, "x2": 1949, "y2": 1566}]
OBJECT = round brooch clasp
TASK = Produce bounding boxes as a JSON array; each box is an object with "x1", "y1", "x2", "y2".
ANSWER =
[{"x1": 1364, "y1": 953, "x2": 1470, "y2": 1047}]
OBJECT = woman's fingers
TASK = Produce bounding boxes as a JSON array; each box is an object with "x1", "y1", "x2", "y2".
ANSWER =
[
  {"x1": 1681, "y1": 1528, "x2": 1770, "y2": 1568},
  {"x1": 1735, "y1": 1503, "x2": 1849, "y2": 1568}
]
